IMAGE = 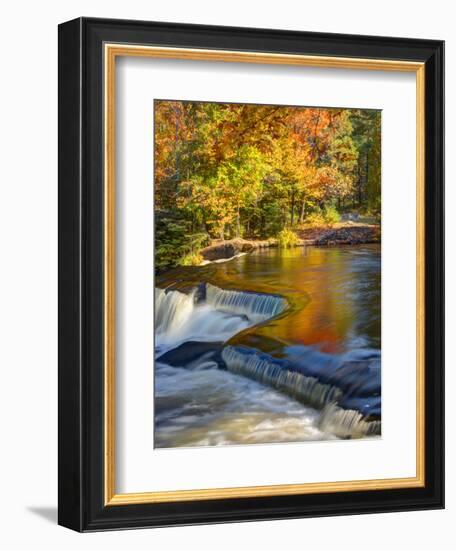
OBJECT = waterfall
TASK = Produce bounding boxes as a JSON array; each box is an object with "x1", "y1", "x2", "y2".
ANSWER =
[
  {"x1": 155, "y1": 287, "x2": 195, "y2": 335},
  {"x1": 155, "y1": 285, "x2": 381, "y2": 440},
  {"x1": 318, "y1": 403, "x2": 381, "y2": 438},
  {"x1": 205, "y1": 283, "x2": 287, "y2": 321},
  {"x1": 155, "y1": 284, "x2": 284, "y2": 353},
  {"x1": 222, "y1": 345, "x2": 343, "y2": 410},
  {"x1": 222, "y1": 345, "x2": 381, "y2": 438}
]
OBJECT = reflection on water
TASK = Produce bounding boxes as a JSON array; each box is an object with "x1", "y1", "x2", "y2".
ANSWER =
[
  {"x1": 229, "y1": 245, "x2": 381, "y2": 353},
  {"x1": 154, "y1": 244, "x2": 381, "y2": 448}
]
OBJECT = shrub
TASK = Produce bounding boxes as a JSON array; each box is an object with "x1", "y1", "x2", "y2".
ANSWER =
[
  {"x1": 155, "y1": 211, "x2": 209, "y2": 272},
  {"x1": 277, "y1": 228, "x2": 299, "y2": 248},
  {"x1": 155, "y1": 214, "x2": 190, "y2": 271},
  {"x1": 178, "y1": 251, "x2": 204, "y2": 266},
  {"x1": 258, "y1": 202, "x2": 284, "y2": 238},
  {"x1": 305, "y1": 209, "x2": 325, "y2": 227},
  {"x1": 323, "y1": 205, "x2": 341, "y2": 226}
]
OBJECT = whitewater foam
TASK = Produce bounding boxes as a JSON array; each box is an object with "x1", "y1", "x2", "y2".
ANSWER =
[
  {"x1": 221, "y1": 345, "x2": 381, "y2": 438},
  {"x1": 155, "y1": 287, "x2": 252, "y2": 353},
  {"x1": 221, "y1": 345, "x2": 343, "y2": 410},
  {"x1": 155, "y1": 284, "x2": 381, "y2": 440},
  {"x1": 318, "y1": 403, "x2": 381, "y2": 438}
]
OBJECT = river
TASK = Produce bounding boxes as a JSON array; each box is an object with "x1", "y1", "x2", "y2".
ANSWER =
[{"x1": 154, "y1": 244, "x2": 381, "y2": 448}]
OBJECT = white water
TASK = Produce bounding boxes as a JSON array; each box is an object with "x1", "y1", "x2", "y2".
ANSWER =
[
  {"x1": 155, "y1": 284, "x2": 286, "y2": 352},
  {"x1": 154, "y1": 283, "x2": 380, "y2": 447},
  {"x1": 200, "y1": 252, "x2": 248, "y2": 266},
  {"x1": 222, "y1": 346, "x2": 343, "y2": 409},
  {"x1": 221, "y1": 346, "x2": 381, "y2": 438},
  {"x1": 155, "y1": 287, "x2": 252, "y2": 353},
  {"x1": 155, "y1": 361, "x2": 334, "y2": 448},
  {"x1": 154, "y1": 284, "x2": 334, "y2": 447},
  {"x1": 319, "y1": 403, "x2": 381, "y2": 438}
]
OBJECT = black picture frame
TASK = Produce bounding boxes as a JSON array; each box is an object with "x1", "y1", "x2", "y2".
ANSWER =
[{"x1": 58, "y1": 17, "x2": 444, "y2": 532}]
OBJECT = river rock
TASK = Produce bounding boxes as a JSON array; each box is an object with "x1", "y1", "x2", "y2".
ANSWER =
[
  {"x1": 314, "y1": 226, "x2": 380, "y2": 245},
  {"x1": 201, "y1": 238, "x2": 255, "y2": 261},
  {"x1": 156, "y1": 341, "x2": 225, "y2": 369}
]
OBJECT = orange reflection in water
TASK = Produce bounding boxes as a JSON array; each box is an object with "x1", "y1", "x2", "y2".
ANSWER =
[{"x1": 157, "y1": 245, "x2": 381, "y2": 355}]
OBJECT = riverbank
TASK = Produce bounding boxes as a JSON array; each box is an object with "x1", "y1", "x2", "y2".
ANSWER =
[{"x1": 200, "y1": 222, "x2": 380, "y2": 262}]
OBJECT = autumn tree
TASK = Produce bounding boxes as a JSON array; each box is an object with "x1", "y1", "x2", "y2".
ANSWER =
[{"x1": 154, "y1": 100, "x2": 381, "y2": 270}]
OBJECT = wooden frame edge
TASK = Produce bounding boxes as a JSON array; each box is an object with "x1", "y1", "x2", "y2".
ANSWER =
[{"x1": 103, "y1": 43, "x2": 426, "y2": 506}]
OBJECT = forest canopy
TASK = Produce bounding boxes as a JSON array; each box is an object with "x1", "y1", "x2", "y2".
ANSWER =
[{"x1": 154, "y1": 100, "x2": 381, "y2": 270}]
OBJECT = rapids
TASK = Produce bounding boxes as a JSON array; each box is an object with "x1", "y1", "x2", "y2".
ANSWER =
[{"x1": 154, "y1": 245, "x2": 381, "y2": 448}]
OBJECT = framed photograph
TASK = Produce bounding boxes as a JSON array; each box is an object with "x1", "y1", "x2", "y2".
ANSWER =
[{"x1": 58, "y1": 17, "x2": 444, "y2": 531}]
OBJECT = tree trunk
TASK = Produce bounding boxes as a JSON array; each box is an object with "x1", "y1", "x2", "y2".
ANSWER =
[
  {"x1": 357, "y1": 161, "x2": 362, "y2": 207},
  {"x1": 290, "y1": 189, "x2": 295, "y2": 226},
  {"x1": 236, "y1": 208, "x2": 241, "y2": 238},
  {"x1": 300, "y1": 200, "x2": 306, "y2": 223}
]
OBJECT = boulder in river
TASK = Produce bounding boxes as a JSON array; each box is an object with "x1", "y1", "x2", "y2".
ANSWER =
[{"x1": 200, "y1": 238, "x2": 256, "y2": 261}]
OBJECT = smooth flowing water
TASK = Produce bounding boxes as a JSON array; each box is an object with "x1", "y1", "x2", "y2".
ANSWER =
[{"x1": 155, "y1": 244, "x2": 381, "y2": 448}]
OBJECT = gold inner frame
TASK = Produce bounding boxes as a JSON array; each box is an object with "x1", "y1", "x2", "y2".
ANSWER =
[{"x1": 104, "y1": 44, "x2": 426, "y2": 506}]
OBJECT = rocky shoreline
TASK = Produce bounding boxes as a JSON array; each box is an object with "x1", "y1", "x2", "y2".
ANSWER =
[{"x1": 200, "y1": 223, "x2": 380, "y2": 262}]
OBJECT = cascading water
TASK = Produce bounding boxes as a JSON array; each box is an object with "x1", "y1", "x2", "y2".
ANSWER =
[
  {"x1": 221, "y1": 345, "x2": 343, "y2": 410},
  {"x1": 318, "y1": 403, "x2": 381, "y2": 438},
  {"x1": 155, "y1": 284, "x2": 287, "y2": 353},
  {"x1": 205, "y1": 283, "x2": 287, "y2": 321},
  {"x1": 155, "y1": 287, "x2": 195, "y2": 335},
  {"x1": 155, "y1": 286, "x2": 252, "y2": 353},
  {"x1": 154, "y1": 246, "x2": 381, "y2": 447},
  {"x1": 221, "y1": 345, "x2": 380, "y2": 438},
  {"x1": 154, "y1": 360, "x2": 335, "y2": 448}
]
